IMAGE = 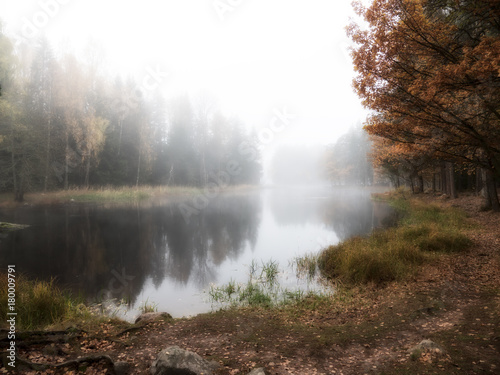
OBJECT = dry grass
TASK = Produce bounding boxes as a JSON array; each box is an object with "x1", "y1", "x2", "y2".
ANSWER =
[
  {"x1": 319, "y1": 195, "x2": 473, "y2": 285},
  {"x1": 0, "y1": 185, "x2": 260, "y2": 207}
]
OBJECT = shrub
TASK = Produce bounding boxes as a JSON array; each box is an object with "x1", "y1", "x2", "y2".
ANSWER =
[{"x1": 0, "y1": 274, "x2": 69, "y2": 330}]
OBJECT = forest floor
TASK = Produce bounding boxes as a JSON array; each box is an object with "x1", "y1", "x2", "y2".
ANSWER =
[{"x1": 1, "y1": 193, "x2": 499, "y2": 374}]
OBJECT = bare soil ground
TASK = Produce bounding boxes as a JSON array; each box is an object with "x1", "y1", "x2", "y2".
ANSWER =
[{"x1": 2, "y1": 193, "x2": 499, "y2": 374}]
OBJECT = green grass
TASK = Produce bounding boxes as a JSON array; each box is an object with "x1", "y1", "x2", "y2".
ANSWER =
[
  {"x1": 292, "y1": 253, "x2": 319, "y2": 282},
  {"x1": 139, "y1": 298, "x2": 158, "y2": 313},
  {"x1": 319, "y1": 196, "x2": 473, "y2": 285},
  {"x1": 0, "y1": 273, "x2": 74, "y2": 330},
  {"x1": 0, "y1": 273, "x2": 128, "y2": 331}
]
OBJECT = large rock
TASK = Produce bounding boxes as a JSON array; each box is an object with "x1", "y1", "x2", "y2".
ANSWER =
[
  {"x1": 248, "y1": 368, "x2": 267, "y2": 375},
  {"x1": 409, "y1": 339, "x2": 446, "y2": 359},
  {"x1": 150, "y1": 346, "x2": 219, "y2": 375},
  {"x1": 135, "y1": 312, "x2": 172, "y2": 324}
]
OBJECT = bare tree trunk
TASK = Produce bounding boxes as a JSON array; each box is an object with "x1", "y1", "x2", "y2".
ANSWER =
[
  {"x1": 476, "y1": 166, "x2": 483, "y2": 195},
  {"x1": 44, "y1": 117, "x2": 51, "y2": 192},
  {"x1": 481, "y1": 168, "x2": 500, "y2": 211},
  {"x1": 117, "y1": 118, "x2": 123, "y2": 156},
  {"x1": 445, "y1": 162, "x2": 457, "y2": 198},
  {"x1": 200, "y1": 153, "x2": 207, "y2": 186},
  {"x1": 394, "y1": 176, "x2": 400, "y2": 188},
  {"x1": 10, "y1": 136, "x2": 17, "y2": 197},
  {"x1": 136, "y1": 150, "x2": 141, "y2": 188},
  {"x1": 15, "y1": 170, "x2": 25, "y2": 202},
  {"x1": 84, "y1": 157, "x2": 91, "y2": 189},
  {"x1": 15, "y1": 152, "x2": 26, "y2": 202},
  {"x1": 64, "y1": 130, "x2": 69, "y2": 190},
  {"x1": 440, "y1": 162, "x2": 447, "y2": 194},
  {"x1": 167, "y1": 164, "x2": 174, "y2": 186},
  {"x1": 409, "y1": 175, "x2": 415, "y2": 194}
]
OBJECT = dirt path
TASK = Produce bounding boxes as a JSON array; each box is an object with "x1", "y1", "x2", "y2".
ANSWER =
[{"x1": 3, "y1": 193, "x2": 500, "y2": 374}]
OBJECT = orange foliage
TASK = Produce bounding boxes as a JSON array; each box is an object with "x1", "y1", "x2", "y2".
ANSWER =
[{"x1": 349, "y1": 0, "x2": 500, "y2": 172}]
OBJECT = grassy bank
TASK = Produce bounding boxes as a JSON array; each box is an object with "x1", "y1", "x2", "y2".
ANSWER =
[
  {"x1": 0, "y1": 184, "x2": 258, "y2": 207},
  {"x1": 0, "y1": 273, "x2": 128, "y2": 332},
  {"x1": 318, "y1": 191, "x2": 474, "y2": 285}
]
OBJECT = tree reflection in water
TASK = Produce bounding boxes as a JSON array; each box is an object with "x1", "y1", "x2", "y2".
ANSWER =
[{"x1": 0, "y1": 187, "x2": 392, "y2": 316}]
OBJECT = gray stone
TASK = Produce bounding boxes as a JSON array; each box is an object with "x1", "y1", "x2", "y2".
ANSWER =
[
  {"x1": 135, "y1": 312, "x2": 172, "y2": 324},
  {"x1": 248, "y1": 368, "x2": 267, "y2": 375},
  {"x1": 409, "y1": 339, "x2": 446, "y2": 357},
  {"x1": 150, "y1": 346, "x2": 219, "y2": 375}
]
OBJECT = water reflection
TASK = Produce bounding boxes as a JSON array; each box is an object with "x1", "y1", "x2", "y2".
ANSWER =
[
  {"x1": 0, "y1": 187, "x2": 391, "y2": 317},
  {"x1": 0, "y1": 193, "x2": 261, "y2": 306},
  {"x1": 267, "y1": 187, "x2": 394, "y2": 240}
]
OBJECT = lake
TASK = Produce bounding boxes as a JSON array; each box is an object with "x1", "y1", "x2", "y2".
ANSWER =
[{"x1": 0, "y1": 186, "x2": 393, "y2": 319}]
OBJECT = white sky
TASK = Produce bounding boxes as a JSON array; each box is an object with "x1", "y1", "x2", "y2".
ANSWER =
[{"x1": 0, "y1": 0, "x2": 368, "y2": 146}]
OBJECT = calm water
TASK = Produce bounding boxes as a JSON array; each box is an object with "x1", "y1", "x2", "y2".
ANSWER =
[{"x1": 0, "y1": 187, "x2": 393, "y2": 319}]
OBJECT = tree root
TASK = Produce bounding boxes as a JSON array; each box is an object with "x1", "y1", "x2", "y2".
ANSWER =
[
  {"x1": 1, "y1": 352, "x2": 116, "y2": 374},
  {"x1": 0, "y1": 328, "x2": 84, "y2": 349}
]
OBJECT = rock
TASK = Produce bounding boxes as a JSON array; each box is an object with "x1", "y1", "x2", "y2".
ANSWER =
[
  {"x1": 409, "y1": 339, "x2": 446, "y2": 358},
  {"x1": 150, "y1": 346, "x2": 219, "y2": 375},
  {"x1": 135, "y1": 312, "x2": 172, "y2": 324},
  {"x1": 248, "y1": 368, "x2": 268, "y2": 375}
]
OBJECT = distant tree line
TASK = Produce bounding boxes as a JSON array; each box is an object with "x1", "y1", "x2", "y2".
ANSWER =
[
  {"x1": 269, "y1": 127, "x2": 374, "y2": 187},
  {"x1": 349, "y1": 0, "x2": 500, "y2": 210},
  {"x1": 323, "y1": 127, "x2": 374, "y2": 186},
  {"x1": 0, "y1": 31, "x2": 261, "y2": 201}
]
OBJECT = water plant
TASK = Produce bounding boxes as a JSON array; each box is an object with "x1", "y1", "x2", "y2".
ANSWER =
[
  {"x1": 0, "y1": 274, "x2": 83, "y2": 330},
  {"x1": 207, "y1": 259, "x2": 330, "y2": 309},
  {"x1": 292, "y1": 253, "x2": 319, "y2": 282},
  {"x1": 139, "y1": 298, "x2": 158, "y2": 313}
]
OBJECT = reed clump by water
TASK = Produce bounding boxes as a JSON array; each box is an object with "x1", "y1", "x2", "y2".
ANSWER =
[
  {"x1": 0, "y1": 273, "x2": 127, "y2": 331},
  {"x1": 0, "y1": 273, "x2": 73, "y2": 330},
  {"x1": 208, "y1": 259, "x2": 328, "y2": 309},
  {"x1": 318, "y1": 194, "x2": 473, "y2": 285}
]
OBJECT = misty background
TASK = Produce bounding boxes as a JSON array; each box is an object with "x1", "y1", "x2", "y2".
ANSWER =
[{"x1": 0, "y1": 0, "x2": 375, "y2": 193}]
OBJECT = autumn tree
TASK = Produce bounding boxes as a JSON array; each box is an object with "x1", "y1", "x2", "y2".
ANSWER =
[
  {"x1": 349, "y1": 0, "x2": 500, "y2": 210},
  {"x1": 369, "y1": 136, "x2": 447, "y2": 193}
]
